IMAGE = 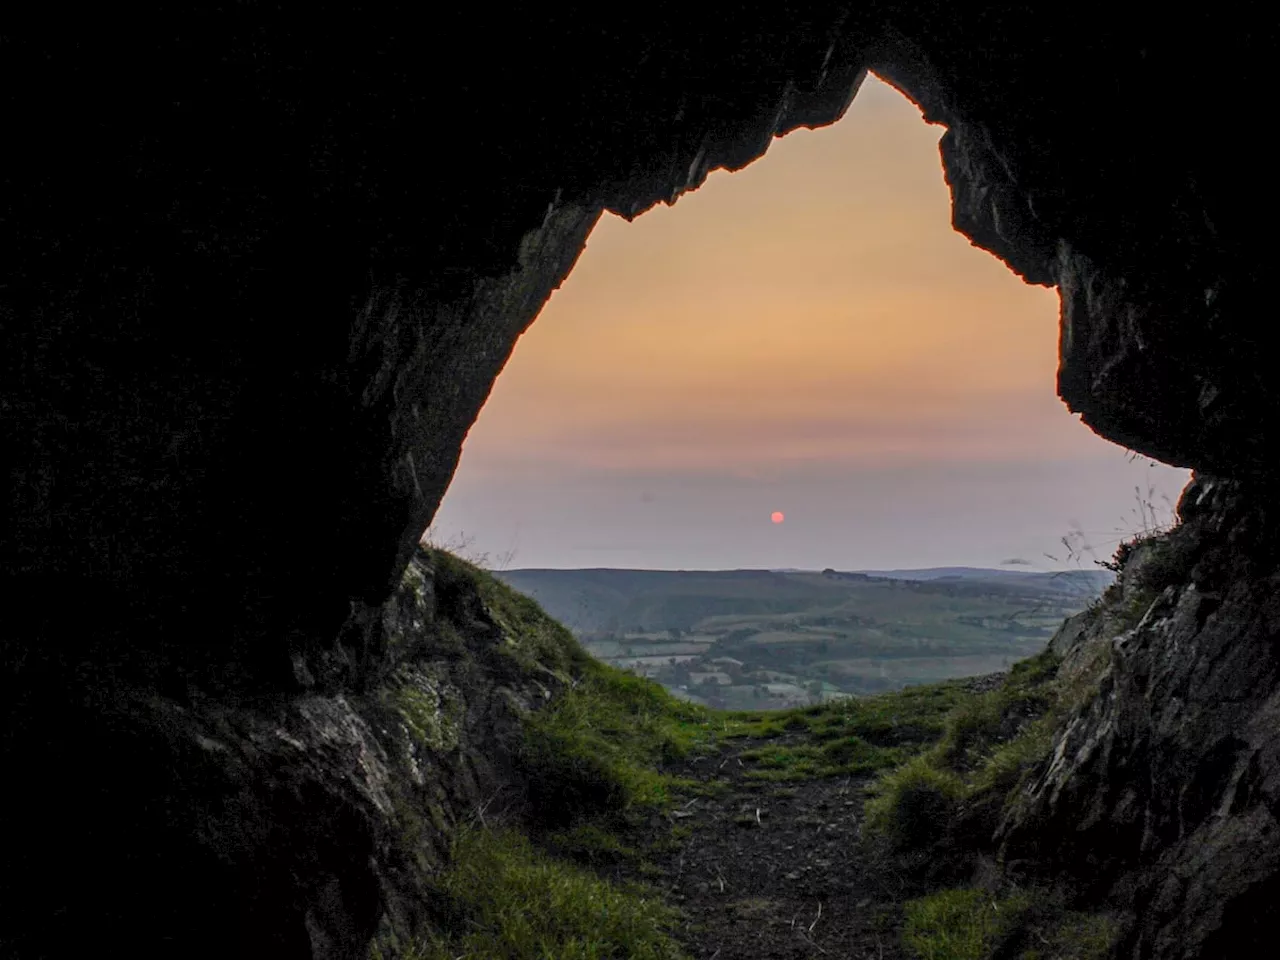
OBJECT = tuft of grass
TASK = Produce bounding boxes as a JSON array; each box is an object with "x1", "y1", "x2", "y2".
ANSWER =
[
  {"x1": 902, "y1": 887, "x2": 1032, "y2": 960},
  {"x1": 936, "y1": 693, "x2": 1004, "y2": 769},
  {"x1": 970, "y1": 715, "x2": 1056, "y2": 796},
  {"x1": 1095, "y1": 528, "x2": 1197, "y2": 632},
  {"x1": 865, "y1": 753, "x2": 967, "y2": 849},
  {"x1": 864, "y1": 649, "x2": 1063, "y2": 848},
  {"x1": 521, "y1": 659, "x2": 719, "y2": 825},
  {"x1": 902, "y1": 886, "x2": 1122, "y2": 960},
  {"x1": 401, "y1": 825, "x2": 687, "y2": 960},
  {"x1": 936, "y1": 650, "x2": 1059, "y2": 772}
]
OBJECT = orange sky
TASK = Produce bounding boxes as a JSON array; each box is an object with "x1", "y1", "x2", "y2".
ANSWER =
[{"x1": 432, "y1": 75, "x2": 1190, "y2": 570}]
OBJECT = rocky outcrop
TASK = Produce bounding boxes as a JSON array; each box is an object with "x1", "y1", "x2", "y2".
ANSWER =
[
  {"x1": 2, "y1": 548, "x2": 589, "y2": 958},
  {"x1": 999, "y1": 475, "x2": 1280, "y2": 957}
]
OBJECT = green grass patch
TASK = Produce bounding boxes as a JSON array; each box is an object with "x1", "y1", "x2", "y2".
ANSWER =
[
  {"x1": 714, "y1": 711, "x2": 793, "y2": 739},
  {"x1": 864, "y1": 649, "x2": 1063, "y2": 847},
  {"x1": 389, "y1": 674, "x2": 464, "y2": 753},
  {"x1": 737, "y1": 734, "x2": 905, "y2": 782},
  {"x1": 970, "y1": 715, "x2": 1057, "y2": 796},
  {"x1": 400, "y1": 825, "x2": 687, "y2": 960},
  {"x1": 902, "y1": 886, "x2": 1121, "y2": 960},
  {"x1": 902, "y1": 887, "x2": 1032, "y2": 960},
  {"x1": 935, "y1": 693, "x2": 1004, "y2": 769},
  {"x1": 544, "y1": 823, "x2": 643, "y2": 870},
  {"x1": 521, "y1": 659, "x2": 719, "y2": 824},
  {"x1": 865, "y1": 754, "x2": 968, "y2": 848},
  {"x1": 428, "y1": 548, "x2": 592, "y2": 678},
  {"x1": 719, "y1": 679, "x2": 969, "y2": 747},
  {"x1": 699, "y1": 679, "x2": 978, "y2": 784},
  {"x1": 718, "y1": 679, "x2": 969, "y2": 783},
  {"x1": 803, "y1": 681, "x2": 972, "y2": 747}
]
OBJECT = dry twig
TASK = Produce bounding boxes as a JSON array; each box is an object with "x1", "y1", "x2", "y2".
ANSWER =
[{"x1": 809, "y1": 901, "x2": 823, "y2": 933}]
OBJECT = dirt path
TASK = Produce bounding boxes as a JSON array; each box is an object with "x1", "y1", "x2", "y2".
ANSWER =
[
  {"x1": 639, "y1": 672, "x2": 1010, "y2": 959},
  {"x1": 650, "y1": 735, "x2": 908, "y2": 960}
]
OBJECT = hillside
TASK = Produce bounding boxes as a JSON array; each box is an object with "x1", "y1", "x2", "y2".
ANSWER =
[{"x1": 493, "y1": 567, "x2": 1109, "y2": 709}]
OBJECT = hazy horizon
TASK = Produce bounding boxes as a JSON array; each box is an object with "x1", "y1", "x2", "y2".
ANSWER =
[{"x1": 430, "y1": 73, "x2": 1191, "y2": 570}]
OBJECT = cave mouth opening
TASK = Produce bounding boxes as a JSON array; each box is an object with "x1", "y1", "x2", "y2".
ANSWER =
[{"x1": 430, "y1": 72, "x2": 1189, "y2": 582}]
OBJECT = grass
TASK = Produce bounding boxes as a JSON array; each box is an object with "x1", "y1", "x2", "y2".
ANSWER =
[
  {"x1": 737, "y1": 734, "x2": 905, "y2": 781},
  {"x1": 397, "y1": 825, "x2": 687, "y2": 960},
  {"x1": 902, "y1": 886, "x2": 1120, "y2": 960},
  {"x1": 902, "y1": 888, "x2": 1033, "y2": 960},
  {"x1": 863, "y1": 648, "x2": 1063, "y2": 848},
  {"x1": 937, "y1": 651, "x2": 1059, "y2": 769},
  {"x1": 720, "y1": 680, "x2": 969, "y2": 744},
  {"x1": 717, "y1": 679, "x2": 973, "y2": 782},
  {"x1": 865, "y1": 754, "x2": 969, "y2": 848},
  {"x1": 849, "y1": 569, "x2": 1155, "y2": 959},
  {"x1": 429, "y1": 547, "x2": 594, "y2": 678},
  {"x1": 520, "y1": 659, "x2": 720, "y2": 825},
  {"x1": 544, "y1": 823, "x2": 644, "y2": 870},
  {"x1": 421, "y1": 548, "x2": 724, "y2": 827}
]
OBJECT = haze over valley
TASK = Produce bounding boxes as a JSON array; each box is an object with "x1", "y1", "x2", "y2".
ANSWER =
[{"x1": 494, "y1": 565, "x2": 1110, "y2": 709}]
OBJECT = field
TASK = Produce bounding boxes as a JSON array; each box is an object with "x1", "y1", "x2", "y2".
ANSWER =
[{"x1": 493, "y1": 567, "x2": 1108, "y2": 710}]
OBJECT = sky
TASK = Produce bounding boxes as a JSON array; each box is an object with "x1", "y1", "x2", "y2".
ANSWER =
[{"x1": 430, "y1": 74, "x2": 1191, "y2": 572}]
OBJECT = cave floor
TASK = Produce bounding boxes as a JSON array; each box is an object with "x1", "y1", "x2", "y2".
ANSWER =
[{"x1": 647, "y1": 733, "x2": 910, "y2": 960}]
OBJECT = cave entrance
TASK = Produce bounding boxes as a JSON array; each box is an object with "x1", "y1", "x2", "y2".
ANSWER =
[
  {"x1": 431, "y1": 72, "x2": 1188, "y2": 583},
  {"x1": 424, "y1": 71, "x2": 1193, "y2": 707},
  {"x1": 430, "y1": 73, "x2": 1187, "y2": 706}
]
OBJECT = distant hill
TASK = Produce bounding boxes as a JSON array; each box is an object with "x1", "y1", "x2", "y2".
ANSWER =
[
  {"x1": 852, "y1": 566, "x2": 1114, "y2": 592},
  {"x1": 490, "y1": 566, "x2": 1107, "y2": 708},
  {"x1": 494, "y1": 566, "x2": 1111, "y2": 634}
]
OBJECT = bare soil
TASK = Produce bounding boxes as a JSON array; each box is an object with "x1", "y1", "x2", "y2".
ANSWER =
[
  {"x1": 638, "y1": 673, "x2": 1007, "y2": 959},
  {"x1": 654, "y1": 738, "x2": 906, "y2": 959}
]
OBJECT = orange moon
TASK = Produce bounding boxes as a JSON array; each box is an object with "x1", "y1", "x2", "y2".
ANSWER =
[{"x1": 770, "y1": 511, "x2": 785, "y2": 524}]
